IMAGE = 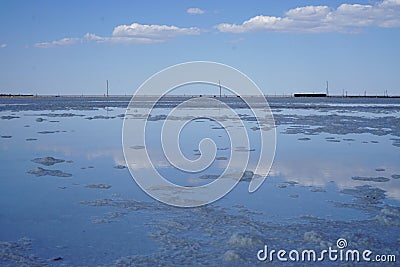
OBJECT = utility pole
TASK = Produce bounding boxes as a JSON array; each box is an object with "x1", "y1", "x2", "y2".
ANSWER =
[
  {"x1": 106, "y1": 80, "x2": 109, "y2": 97},
  {"x1": 326, "y1": 81, "x2": 329, "y2": 96},
  {"x1": 219, "y1": 80, "x2": 222, "y2": 98}
]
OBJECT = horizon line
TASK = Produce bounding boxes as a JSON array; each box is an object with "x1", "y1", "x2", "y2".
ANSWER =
[{"x1": 1, "y1": 94, "x2": 400, "y2": 98}]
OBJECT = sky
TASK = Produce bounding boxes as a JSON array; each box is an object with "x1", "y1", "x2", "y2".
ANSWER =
[{"x1": 0, "y1": 0, "x2": 399, "y2": 96}]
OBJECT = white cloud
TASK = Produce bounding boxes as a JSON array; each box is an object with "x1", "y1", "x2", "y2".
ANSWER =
[
  {"x1": 216, "y1": 0, "x2": 400, "y2": 33},
  {"x1": 112, "y1": 22, "x2": 201, "y2": 40},
  {"x1": 35, "y1": 37, "x2": 81, "y2": 48},
  {"x1": 83, "y1": 32, "x2": 159, "y2": 44},
  {"x1": 0, "y1": 44, "x2": 7, "y2": 48},
  {"x1": 35, "y1": 22, "x2": 201, "y2": 48},
  {"x1": 83, "y1": 33, "x2": 104, "y2": 42},
  {"x1": 187, "y1": 7, "x2": 205, "y2": 15}
]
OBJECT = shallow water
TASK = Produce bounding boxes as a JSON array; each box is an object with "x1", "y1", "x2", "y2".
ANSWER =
[{"x1": 0, "y1": 96, "x2": 399, "y2": 266}]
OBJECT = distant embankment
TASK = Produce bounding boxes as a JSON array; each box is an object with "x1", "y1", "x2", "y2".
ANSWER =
[
  {"x1": 293, "y1": 93, "x2": 400, "y2": 98},
  {"x1": 0, "y1": 94, "x2": 35, "y2": 98},
  {"x1": 339, "y1": 95, "x2": 400, "y2": 98},
  {"x1": 294, "y1": 93, "x2": 327, "y2": 97}
]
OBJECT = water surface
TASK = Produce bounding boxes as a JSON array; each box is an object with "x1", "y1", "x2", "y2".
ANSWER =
[{"x1": 0, "y1": 96, "x2": 399, "y2": 266}]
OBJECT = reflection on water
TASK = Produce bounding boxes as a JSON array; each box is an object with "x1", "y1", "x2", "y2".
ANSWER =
[{"x1": 0, "y1": 97, "x2": 399, "y2": 266}]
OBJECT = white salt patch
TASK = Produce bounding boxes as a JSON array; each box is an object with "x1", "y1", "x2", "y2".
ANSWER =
[
  {"x1": 304, "y1": 231, "x2": 323, "y2": 243},
  {"x1": 222, "y1": 250, "x2": 242, "y2": 262},
  {"x1": 374, "y1": 206, "x2": 400, "y2": 226},
  {"x1": 85, "y1": 184, "x2": 112, "y2": 189},
  {"x1": 228, "y1": 233, "x2": 261, "y2": 247}
]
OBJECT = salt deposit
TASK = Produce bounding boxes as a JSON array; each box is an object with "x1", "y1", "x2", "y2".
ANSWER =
[
  {"x1": 351, "y1": 176, "x2": 390, "y2": 182},
  {"x1": 85, "y1": 184, "x2": 112, "y2": 189},
  {"x1": 341, "y1": 185, "x2": 386, "y2": 205},
  {"x1": 1, "y1": 115, "x2": 19, "y2": 120},
  {"x1": 27, "y1": 167, "x2": 72, "y2": 177},
  {"x1": 31, "y1": 156, "x2": 65, "y2": 166},
  {"x1": 391, "y1": 174, "x2": 400, "y2": 179},
  {"x1": 114, "y1": 165, "x2": 127, "y2": 169}
]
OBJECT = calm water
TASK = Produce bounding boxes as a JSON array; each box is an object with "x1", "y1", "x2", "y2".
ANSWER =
[{"x1": 0, "y1": 96, "x2": 399, "y2": 266}]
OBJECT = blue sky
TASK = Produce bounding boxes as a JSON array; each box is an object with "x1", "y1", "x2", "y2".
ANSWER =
[{"x1": 0, "y1": 0, "x2": 399, "y2": 95}]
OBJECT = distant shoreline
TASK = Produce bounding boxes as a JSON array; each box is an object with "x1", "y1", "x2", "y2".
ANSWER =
[{"x1": 1, "y1": 94, "x2": 400, "y2": 98}]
